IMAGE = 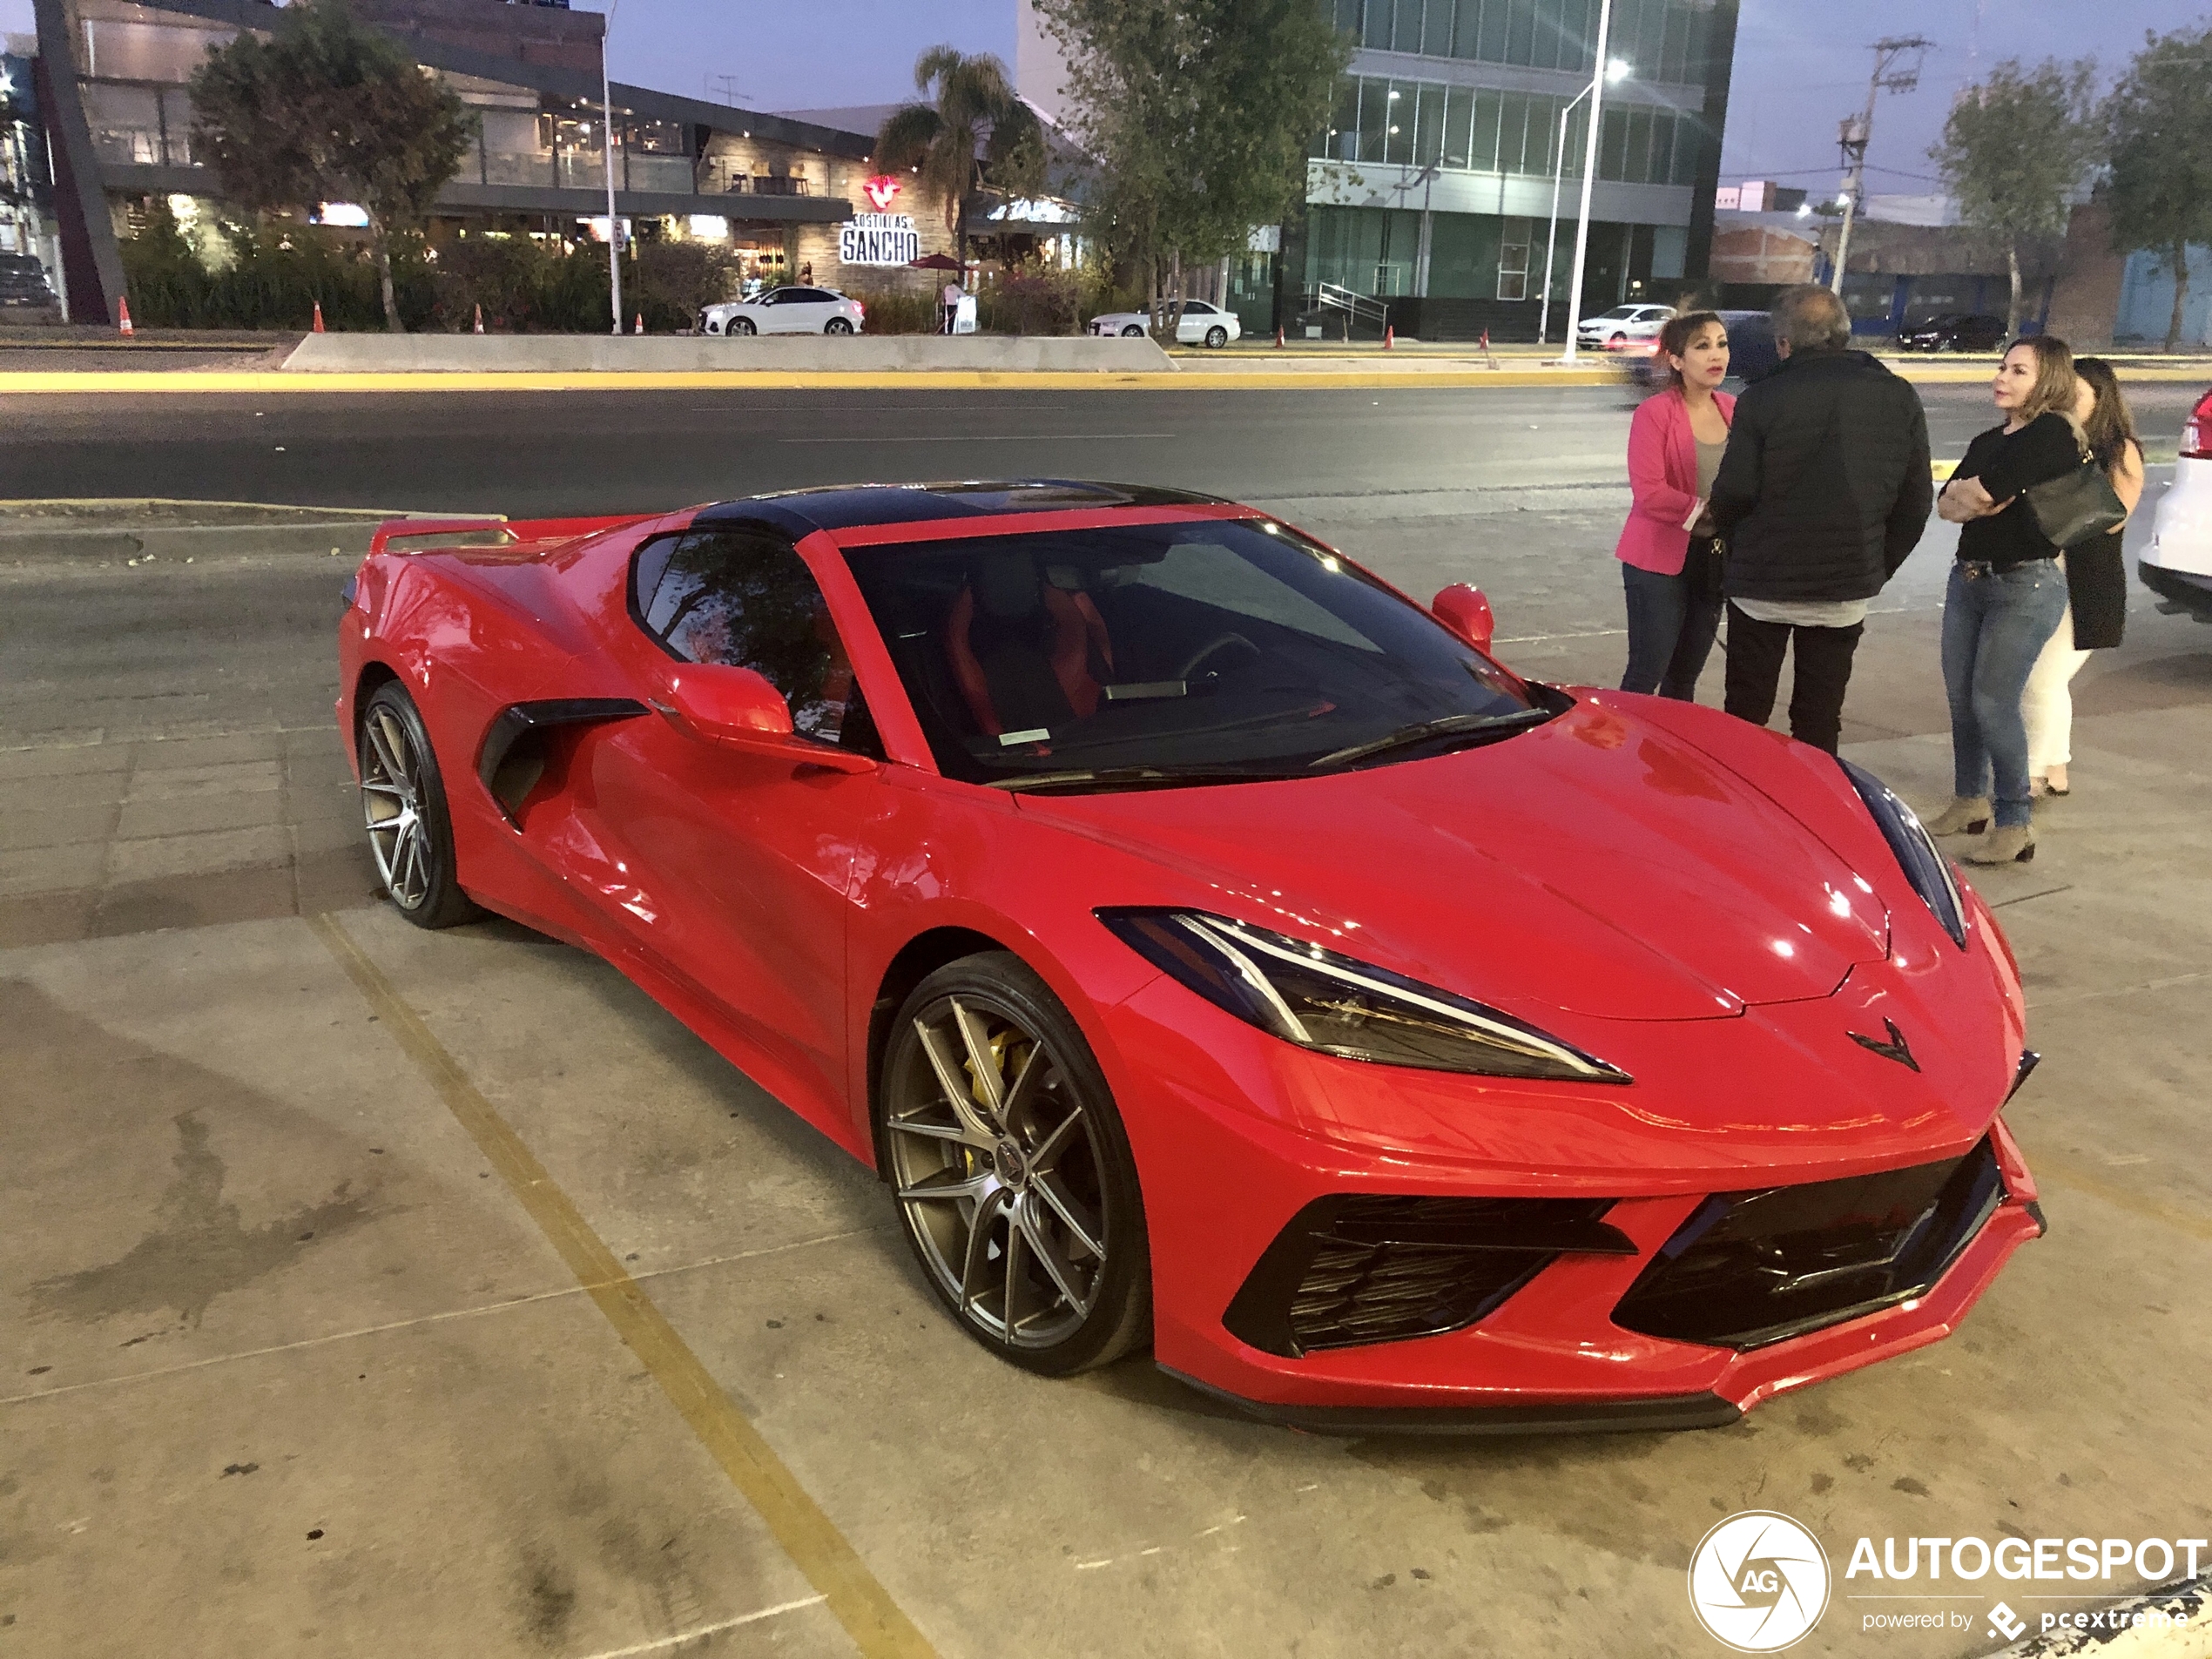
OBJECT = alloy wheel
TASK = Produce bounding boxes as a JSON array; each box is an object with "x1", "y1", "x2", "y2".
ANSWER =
[
  {"x1": 361, "y1": 705, "x2": 433, "y2": 909},
  {"x1": 886, "y1": 995, "x2": 1111, "y2": 1349}
]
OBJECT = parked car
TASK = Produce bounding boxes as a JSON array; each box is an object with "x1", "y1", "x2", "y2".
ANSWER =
[
  {"x1": 1628, "y1": 308, "x2": 1778, "y2": 393},
  {"x1": 337, "y1": 479, "x2": 2045, "y2": 1427},
  {"x1": 1088, "y1": 300, "x2": 1241, "y2": 347},
  {"x1": 0, "y1": 253, "x2": 56, "y2": 308},
  {"x1": 1898, "y1": 314, "x2": 2006, "y2": 353},
  {"x1": 1576, "y1": 302, "x2": 1674, "y2": 349},
  {"x1": 2141, "y1": 385, "x2": 2212, "y2": 624},
  {"x1": 698, "y1": 287, "x2": 864, "y2": 336}
]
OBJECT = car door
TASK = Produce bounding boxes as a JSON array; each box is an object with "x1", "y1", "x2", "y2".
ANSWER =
[
  {"x1": 780, "y1": 289, "x2": 833, "y2": 333},
  {"x1": 1177, "y1": 302, "x2": 1211, "y2": 344},
  {"x1": 579, "y1": 523, "x2": 892, "y2": 1132}
]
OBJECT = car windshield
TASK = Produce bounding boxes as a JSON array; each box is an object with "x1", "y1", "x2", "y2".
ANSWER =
[{"x1": 841, "y1": 518, "x2": 1546, "y2": 788}]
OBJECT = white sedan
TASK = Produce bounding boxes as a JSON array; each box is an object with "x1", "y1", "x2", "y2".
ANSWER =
[
  {"x1": 698, "y1": 287, "x2": 864, "y2": 336},
  {"x1": 2141, "y1": 385, "x2": 2212, "y2": 624},
  {"x1": 1576, "y1": 302, "x2": 1675, "y2": 349},
  {"x1": 1089, "y1": 300, "x2": 1241, "y2": 347}
]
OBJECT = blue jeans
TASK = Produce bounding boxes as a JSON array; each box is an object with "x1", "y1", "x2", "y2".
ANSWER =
[
  {"x1": 1942, "y1": 560, "x2": 2067, "y2": 829},
  {"x1": 1621, "y1": 562, "x2": 1722, "y2": 699}
]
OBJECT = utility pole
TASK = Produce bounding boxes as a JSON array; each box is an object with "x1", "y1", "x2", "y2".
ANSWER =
[
  {"x1": 1829, "y1": 35, "x2": 1932, "y2": 297},
  {"x1": 601, "y1": 0, "x2": 624, "y2": 335},
  {"x1": 1561, "y1": 0, "x2": 1615, "y2": 365}
]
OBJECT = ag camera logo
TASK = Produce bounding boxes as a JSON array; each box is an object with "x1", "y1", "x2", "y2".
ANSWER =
[{"x1": 1689, "y1": 1511, "x2": 1831, "y2": 1651}]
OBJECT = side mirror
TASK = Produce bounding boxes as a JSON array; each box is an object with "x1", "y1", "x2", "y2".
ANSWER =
[
  {"x1": 652, "y1": 664, "x2": 873, "y2": 773},
  {"x1": 1432, "y1": 583, "x2": 1496, "y2": 654}
]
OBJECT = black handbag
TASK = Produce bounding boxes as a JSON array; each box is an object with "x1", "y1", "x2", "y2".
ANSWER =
[{"x1": 2025, "y1": 432, "x2": 2128, "y2": 550}]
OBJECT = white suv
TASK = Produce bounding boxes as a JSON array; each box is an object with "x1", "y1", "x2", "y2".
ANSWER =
[
  {"x1": 2141, "y1": 385, "x2": 2212, "y2": 624},
  {"x1": 698, "y1": 287, "x2": 865, "y2": 336}
]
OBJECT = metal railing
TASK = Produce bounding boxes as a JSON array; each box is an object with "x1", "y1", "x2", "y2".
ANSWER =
[{"x1": 1306, "y1": 282, "x2": 1392, "y2": 334}]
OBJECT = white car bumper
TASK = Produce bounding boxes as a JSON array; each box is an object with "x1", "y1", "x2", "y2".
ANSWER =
[{"x1": 2141, "y1": 454, "x2": 2212, "y2": 621}]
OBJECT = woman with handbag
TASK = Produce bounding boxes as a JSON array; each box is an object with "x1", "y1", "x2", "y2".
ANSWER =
[
  {"x1": 1926, "y1": 335, "x2": 2093, "y2": 864},
  {"x1": 2022, "y1": 357, "x2": 2143, "y2": 797},
  {"x1": 1615, "y1": 311, "x2": 1733, "y2": 699}
]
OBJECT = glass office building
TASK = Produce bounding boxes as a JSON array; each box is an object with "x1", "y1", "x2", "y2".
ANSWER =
[{"x1": 1291, "y1": 0, "x2": 1739, "y2": 339}]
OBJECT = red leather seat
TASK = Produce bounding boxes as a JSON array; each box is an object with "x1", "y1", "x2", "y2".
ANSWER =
[{"x1": 944, "y1": 558, "x2": 1114, "y2": 737}]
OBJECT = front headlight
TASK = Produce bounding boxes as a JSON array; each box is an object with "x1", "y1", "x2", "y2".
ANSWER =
[
  {"x1": 1097, "y1": 908, "x2": 1630, "y2": 1083},
  {"x1": 1838, "y1": 758, "x2": 1967, "y2": 948}
]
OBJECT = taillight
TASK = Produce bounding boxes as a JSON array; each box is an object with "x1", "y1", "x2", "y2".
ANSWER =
[{"x1": 2183, "y1": 389, "x2": 2212, "y2": 461}]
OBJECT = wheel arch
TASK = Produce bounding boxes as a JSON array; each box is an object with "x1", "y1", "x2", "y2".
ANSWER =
[{"x1": 865, "y1": 926, "x2": 1015, "y2": 1167}]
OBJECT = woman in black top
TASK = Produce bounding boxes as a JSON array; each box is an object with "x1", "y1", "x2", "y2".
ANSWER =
[
  {"x1": 1925, "y1": 335, "x2": 2080, "y2": 864},
  {"x1": 2021, "y1": 358, "x2": 2143, "y2": 796}
]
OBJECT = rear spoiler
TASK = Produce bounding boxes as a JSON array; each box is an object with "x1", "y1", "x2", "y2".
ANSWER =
[{"x1": 368, "y1": 514, "x2": 649, "y2": 556}]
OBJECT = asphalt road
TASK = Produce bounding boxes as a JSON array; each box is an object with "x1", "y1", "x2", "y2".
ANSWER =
[{"x1": 6, "y1": 381, "x2": 2200, "y2": 517}]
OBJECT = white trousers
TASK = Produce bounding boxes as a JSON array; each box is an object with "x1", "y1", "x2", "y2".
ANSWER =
[{"x1": 2023, "y1": 593, "x2": 2091, "y2": 772}]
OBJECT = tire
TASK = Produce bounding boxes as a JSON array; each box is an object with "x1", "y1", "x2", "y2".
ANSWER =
[
  {"x1": 1608, "y1": 331, "x2": 1627, "y2": 346},
  {"x1": 732, "y1": 316, "x2": 756, "y2": 336},
  {"x1": 825, "y1": 317, "x2": 853, "y2": 334},
  {"x1": 1121, "y1": 324, "x2": 1143, "y2": 337},
  {"x1": 1204, "y1": 326, "x2": 1228, "y2": 349},
  {"x1": 357, "y1": 682, "x2": 481, "y2": 930},
  {"x1": 879, "y1": 952, "x2": 1151, "y2": 1375}
]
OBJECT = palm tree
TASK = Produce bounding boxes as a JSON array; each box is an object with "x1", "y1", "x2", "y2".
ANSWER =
[{"x1": 874, "y1": 48, "x2": 1048, "y2": 278}]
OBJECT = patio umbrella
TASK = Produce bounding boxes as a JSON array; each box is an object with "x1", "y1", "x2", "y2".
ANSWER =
[{"x1": 908, "y1": 253, "x2": 962, "y2": 271}]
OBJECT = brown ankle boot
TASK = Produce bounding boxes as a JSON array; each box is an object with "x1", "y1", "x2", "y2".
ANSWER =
[
  {"x1": 1924, "y1": 797, "x2": 1992, "y2": 836},
  {"x1": 1961, "y1": 823, "x2": 2035, "y2": 864}
]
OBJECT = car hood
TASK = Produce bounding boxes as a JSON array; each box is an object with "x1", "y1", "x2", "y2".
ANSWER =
[{"x1": 1016, "y1": 698, "x2": 1891, "y2": 1024}]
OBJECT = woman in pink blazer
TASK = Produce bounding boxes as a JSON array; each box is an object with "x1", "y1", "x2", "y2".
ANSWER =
[{"x1": 1616, "y1": 311, "x2": 1734, "y2": 698}]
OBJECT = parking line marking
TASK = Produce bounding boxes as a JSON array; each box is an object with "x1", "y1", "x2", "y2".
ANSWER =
[
  {"x1": 0, "y1": 1228, "x2": 878, "y2": 1410},
  {"x1": 573, "y1": 1595, "x2": 829, "y2": 1658},
  {"x1": 308, "y1": 912, "x2": 936, "y2": 1659}
]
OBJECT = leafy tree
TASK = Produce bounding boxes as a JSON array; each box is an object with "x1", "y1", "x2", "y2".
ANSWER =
[
  {"x1": 874, "y1": 50, "x2": 1048, "y2": 274},
  {"x1": 2104, "y1": 25, "x2": 2212, "y2": 352},
  {"x1": 190, "y1": 0, "x2": 475, "y2": 331},
  {"x1": 1929, "y1": 57, "x2": 2099, "y2": 338},
  {"x1": 1036, "y1": 0, "x2": 1348, "y2": 338}
]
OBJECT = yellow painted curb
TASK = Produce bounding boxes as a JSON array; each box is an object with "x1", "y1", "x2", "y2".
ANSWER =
[{"x1": 0, "y1": 367, "x2": 1628, "y2": 394}]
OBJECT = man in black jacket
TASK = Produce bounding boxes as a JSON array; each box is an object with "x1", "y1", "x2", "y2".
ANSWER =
[{"x1": 1708, "y1": 285, "x2": 1932, "y2": 752}]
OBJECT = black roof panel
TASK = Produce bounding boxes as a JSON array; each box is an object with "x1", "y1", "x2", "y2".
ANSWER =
[{"x1": 695, "y1": 480, "x2": 1232, "y2": 536}]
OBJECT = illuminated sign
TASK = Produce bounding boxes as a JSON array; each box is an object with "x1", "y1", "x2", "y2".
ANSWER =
[
  {"x1": 840, "y1": 212, "x2": 919, "y2": 266},
  {"x1": 861, "y1": 174, "x2": 902, "y2": 211}
]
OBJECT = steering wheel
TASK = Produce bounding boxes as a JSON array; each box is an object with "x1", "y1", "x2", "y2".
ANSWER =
[{"x1": 1176, "y1": 631, "x2": 1262, "y2": 683}]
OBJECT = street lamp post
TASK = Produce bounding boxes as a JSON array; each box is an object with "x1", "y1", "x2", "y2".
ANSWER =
[
  {"x1": 601, "y1": 0, "x2": 624, "y2": 335},
  {"x1": 1560, "y1": 0, "x2": 1616, "y2": 365},
  {"x1": 1539, "y1": 54, "x2": 1629, "y2": 347}
]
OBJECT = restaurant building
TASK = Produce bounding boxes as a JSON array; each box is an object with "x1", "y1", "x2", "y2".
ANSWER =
[{"x1": 32, "y1": 0, "x2": 963, "y2": 325}]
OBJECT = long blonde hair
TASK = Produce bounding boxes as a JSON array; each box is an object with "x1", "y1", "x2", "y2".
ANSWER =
[{"x1": 2006, "y1": 334, "x2": 2077, "y2": 426}]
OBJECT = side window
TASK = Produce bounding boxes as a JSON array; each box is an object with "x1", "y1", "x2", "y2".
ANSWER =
[{"x1": 631, "y1": 529, "x2": 873, "y2": 751}]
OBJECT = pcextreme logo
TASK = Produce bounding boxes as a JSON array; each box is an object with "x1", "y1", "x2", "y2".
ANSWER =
[{"x1": 1689, "y1": 1511, "x2": 1833, "y2": 1651}]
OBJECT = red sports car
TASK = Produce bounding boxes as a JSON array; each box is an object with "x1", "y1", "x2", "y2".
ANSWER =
[{"x1": 338, "y1": 481, "x2": 2043, "y2": 1432}]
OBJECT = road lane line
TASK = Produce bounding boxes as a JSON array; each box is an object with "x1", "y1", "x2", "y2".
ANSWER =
[
  {"x1": 308, "y1": 911, "x2": 936, "y2": 1659},
  {"x1": 573, "y1": 1595, "x2": 830, "y2": 1657}
]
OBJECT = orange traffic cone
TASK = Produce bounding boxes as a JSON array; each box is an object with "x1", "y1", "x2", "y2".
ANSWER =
[
  {"x1": 1274, "y1": 325, "x2": 1285, "y2": 348},
  {"x1": 473, "y1": 303, "x2": 484, "y2": 335},
  {"x1": 312, "y1": 300, "x2": 326, "y2": 334},
  {"x1": 1383, "y1": 323, "x2": 1394, "y2": 350},
  {"x1": 118, "y1": 297, "x2": 134, "y2": 336},
  {"x1": 632, "y1": 312, "x2": 644, "y2": 335}
]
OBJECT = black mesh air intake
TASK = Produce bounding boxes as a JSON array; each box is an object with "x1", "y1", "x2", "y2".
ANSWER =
[
  {"x1": 1223, "y1": 1194, "x2": 1636, "y2": 1359},
  {"x1": 1610, "y1": 1137, "x2": 2006, "y2": 1351}
]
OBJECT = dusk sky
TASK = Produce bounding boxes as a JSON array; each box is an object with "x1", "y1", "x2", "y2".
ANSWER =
[{"x1": 8, "y1": 0, "x2": 2195, "y2": 198}]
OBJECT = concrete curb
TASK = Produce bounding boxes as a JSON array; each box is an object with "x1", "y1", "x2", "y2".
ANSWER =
[
  {"x1": 1983, "y1": 1572, "x2": 2212, "y2": 1656},
  {"x1": 279, "y1": 333, "x2": 1176, "y2": 374}
]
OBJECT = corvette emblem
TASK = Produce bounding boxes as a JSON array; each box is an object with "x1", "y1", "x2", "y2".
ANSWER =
[{"x1": 1848, "y1": 1018, "x2": 1919, "y2": 1072}]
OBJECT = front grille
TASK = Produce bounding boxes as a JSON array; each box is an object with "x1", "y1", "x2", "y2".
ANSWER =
[
  {"x1": 1223, "y1": 1194, "x2": 1636, "y2": 1359},
  {"x1": 1610, "y1": 1137, "x2": 2006, "y2": 1351}
]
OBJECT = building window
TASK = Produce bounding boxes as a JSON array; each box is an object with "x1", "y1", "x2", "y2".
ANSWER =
[
  {"x1": 1497, "y1": 217, "x2": 1529, "y2": 300},
  {"x1": 1330, "y1": 0, "x2": 1713, "y2": 78}
]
